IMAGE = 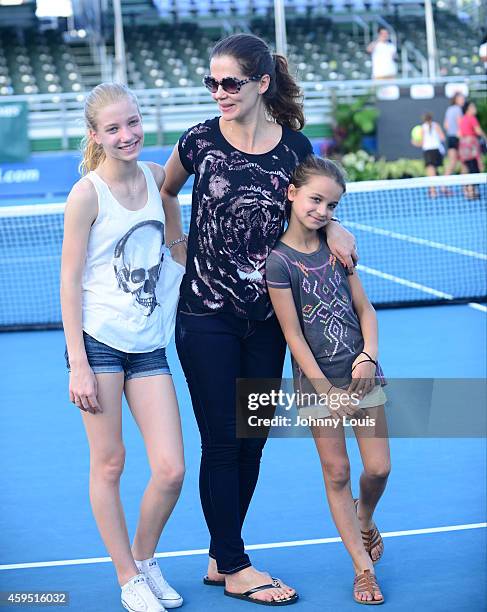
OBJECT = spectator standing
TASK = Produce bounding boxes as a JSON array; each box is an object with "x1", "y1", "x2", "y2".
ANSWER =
[
  {"x1": 443, "y1": 92, "x2": 465, "y2": 176},
  {"x1": 411, "y1": 112, "x2": 446, "y2": 197},
  {"x1": 367, "y1": 28, "x2": 397, "y2": 80},
  {"x1": 458, "y1": 101, "x2": 486, "y2": 173},
  {"x1": 458, "y1": 101, "x2": 486, "y2": 198},
  {"x1": 479, "y1": 34, "x2": 487, "y2": 74}
]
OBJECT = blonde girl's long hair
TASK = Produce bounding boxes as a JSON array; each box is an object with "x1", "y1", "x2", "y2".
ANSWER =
[{"x1": 79, "y1": 83, "x2": 140, "y2": 176}]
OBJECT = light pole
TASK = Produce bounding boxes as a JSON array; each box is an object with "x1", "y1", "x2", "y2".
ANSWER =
[
  {"x1": 274, "y1": 0, "x2": 287, "y2": 56},
  {"x1": 113, "y1": 0, "x2": 127, "y2": 84},
  {"x1": 424, "y1": 0, "x2": 438, "y2": 79}
]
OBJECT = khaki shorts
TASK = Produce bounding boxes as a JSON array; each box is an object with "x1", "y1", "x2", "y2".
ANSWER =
[{"x1": 298, "y1": 385, "x2": 387, "y2": 419}]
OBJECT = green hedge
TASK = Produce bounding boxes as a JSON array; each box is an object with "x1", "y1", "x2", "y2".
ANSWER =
[{"x1": 339, "y1": 150, "x2": 486, "y2": 181}]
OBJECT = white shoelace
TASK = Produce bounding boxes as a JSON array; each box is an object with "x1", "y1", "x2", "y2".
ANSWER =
[
  {"x1": 126, "y1": 584, "x2": 144, "y2": 609},
  {"x1": 146, "y1": 568, "x2": 167, "y2": 598}
]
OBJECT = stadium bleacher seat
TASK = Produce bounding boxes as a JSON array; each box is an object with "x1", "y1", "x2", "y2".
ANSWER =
[
  {"x1": 0, "y1": 2, "x2": 483, "y2": 96},
  {"x1": 391, "y1": 13, "x2": 484, "y2": 77}
]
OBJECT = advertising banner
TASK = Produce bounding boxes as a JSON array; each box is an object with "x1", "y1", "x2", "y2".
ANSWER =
[{"x1": 0, "y1": 101, "x2": 29, "y2": 163}]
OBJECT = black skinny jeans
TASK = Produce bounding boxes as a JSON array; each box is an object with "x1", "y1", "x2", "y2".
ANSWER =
[{"x1": 175, "y1": 309, "x2": 286, "y2": 574}]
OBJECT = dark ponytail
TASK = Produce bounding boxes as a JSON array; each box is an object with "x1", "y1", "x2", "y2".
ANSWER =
[
  {"x1": 265, "y1": 53, "x2": 305, "y2": 131},
  {"x1": 210, "y1": 34, "x2": 305, "y2": 131}
]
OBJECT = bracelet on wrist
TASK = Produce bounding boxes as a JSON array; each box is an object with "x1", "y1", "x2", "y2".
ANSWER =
[
  {"x1": 168, "y1": 235, "x2": 187, "y2": 250},
  {"x1": 351, "y1": 359, "x2": 376, "y2": 373},
  {"x1": 360, "y1": 350, "x2": 377, "y2": 365}
]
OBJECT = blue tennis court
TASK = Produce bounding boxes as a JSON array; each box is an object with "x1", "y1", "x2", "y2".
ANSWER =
[
  {"x1": 0, "y1": 302, "x2": 485, "y2": 611},
  {"x1": 0, "y1": 173, "x2": 486, "y2": 610}
]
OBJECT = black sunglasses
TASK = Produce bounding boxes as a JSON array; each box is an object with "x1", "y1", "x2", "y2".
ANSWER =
[{"x1": 203, "y1": 74, "x2": 263, "y2": 94}]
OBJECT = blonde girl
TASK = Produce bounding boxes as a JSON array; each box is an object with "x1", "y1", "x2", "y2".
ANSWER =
[
  {"x1": 61, "y1": 83, "x2": 186, "y2": 612},
  {"x1": 266, "y1": 155, "x2": 390, "y2": 605}
]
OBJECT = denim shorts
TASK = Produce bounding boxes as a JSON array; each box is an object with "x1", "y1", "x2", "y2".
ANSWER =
[{"x1": 64, "y1": 332, "x2": 171, "y2": 380}]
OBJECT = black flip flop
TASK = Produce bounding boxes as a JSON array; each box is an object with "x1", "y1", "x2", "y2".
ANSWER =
[
  {"x1": 203, "y1": 575, "x2": 282, "y2": 588},
  {"x1": 224, "y1": 583, "x2": 299, "y2": 606},
  {"x1": 203, "y1": 575, "x2": 225, "y2": 586}
]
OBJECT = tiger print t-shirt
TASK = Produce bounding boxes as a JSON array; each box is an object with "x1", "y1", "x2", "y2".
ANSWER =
[{"x1": 177, "y1": 117, "x2": 313, "y2": 320}]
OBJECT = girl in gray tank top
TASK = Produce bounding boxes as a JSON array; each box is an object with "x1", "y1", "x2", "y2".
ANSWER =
[{"x1": 266, "y1": 155, "x2": 390, "y2": 605}]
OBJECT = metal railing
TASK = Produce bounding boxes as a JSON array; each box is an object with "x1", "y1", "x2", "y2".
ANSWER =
[
  {"x1": 2, "y1": 74, "x2": 485, "y2": 148},
  {"x1": 401, "y1": 41, "x2": 428, "y2": 78}
]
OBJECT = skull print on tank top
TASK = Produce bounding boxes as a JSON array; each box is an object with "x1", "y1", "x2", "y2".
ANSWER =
[
  {"x1": 112, "y1": 219, "x2": 165, "y2": 316},
  {"x1": 82, "y1": 162, "x2": 185, "y2": 352}
]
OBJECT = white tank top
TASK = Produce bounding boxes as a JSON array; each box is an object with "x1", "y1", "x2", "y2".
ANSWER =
[
  {"x1": 422, "y1": 122, "x2": 442, "y2": 151},
  {"x1": 81, "y1": 162, "x2": 184, "y2": 352}
]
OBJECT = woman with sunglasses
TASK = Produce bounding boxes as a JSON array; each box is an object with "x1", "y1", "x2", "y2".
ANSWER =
[{"x1": 161, "y1": 33, "x2": 357, "y2": 607}]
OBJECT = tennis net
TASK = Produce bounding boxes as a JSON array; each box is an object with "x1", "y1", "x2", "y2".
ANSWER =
[{"x1": 0, "y1": 173, "x2": 485, "y2": 330}]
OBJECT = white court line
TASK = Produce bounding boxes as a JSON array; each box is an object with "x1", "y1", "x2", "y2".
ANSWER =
[
  {"x1": 345, "y1": 221, "x2": 487, "y2": 260},
  {"x1": 468, "y1": 303, "x2": 487, "y2": 313},
  {"x1": 0, "y1": 523, "x2": 485, "y2": 571},
  {"x1": 357, "y1": 265, "x2": 486, "y2": 313},
  {"x1": 357, "y1": 265, "x2": 453, "y2": 300}
]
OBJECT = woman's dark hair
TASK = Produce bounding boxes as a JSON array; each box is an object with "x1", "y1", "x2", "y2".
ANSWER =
[
  {"x1": 286, "y1": 155, "x2": 346, "y2": 217},
  {"x1": 210, "y1": 33, "x2": 305, "y2": 131},
  {"x1": 422, "y1": 111, "x2": 433, "y2": 124},
  {"x1": 463, "y1": 100, "x2": 475, "y2": 114}
]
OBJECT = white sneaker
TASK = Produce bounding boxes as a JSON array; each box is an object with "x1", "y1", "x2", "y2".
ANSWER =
[
  {"x1": 121, "y1": 574, "x2": 166, "y2": 612},
  {"x1": 135, "y1": 558, "x2": 183, "y2": 609}
]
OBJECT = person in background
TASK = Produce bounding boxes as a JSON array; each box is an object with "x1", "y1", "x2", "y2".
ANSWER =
[
  {"x1": 458, "y1": 100, "x2": 486, "y2": 198},
  {"x1": 366, "y1": 28, "x2": 397, "y2": 80},
  {"x1": 443, "y1": 92, "x2": 465, "y2": 176},
  {"x1": 479, "y1": 33, "x2": 487, "y2": 75},
  {"x1": 412, "y1": 112, "x2": 446, "y2": 197}
]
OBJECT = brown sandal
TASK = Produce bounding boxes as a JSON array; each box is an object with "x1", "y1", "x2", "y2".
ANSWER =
[
  {"x1": 353, "y1": 499, "x2": 384, "y2": 564},
  {"x1": 353, "y1": 569, "x2": 384, "y2": 605}
]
